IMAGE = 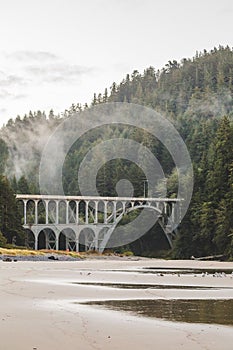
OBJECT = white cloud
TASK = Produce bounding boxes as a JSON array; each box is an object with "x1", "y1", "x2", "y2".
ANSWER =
[
  {"x1": 2, "y1": 50, "x2": 92, "y2": 86},
  {"x1": 24, "y1": 62, "x2": 91, "y2": 84},
  {"x1": 0, "y1": 73, "x2": 25, "y2": 88},
  {"x1": 5, "y1": 50, "x2": 59, "y2": 62},
  {"x1": 0, "y1": 89, "x2": 13, "y2": 99},
  {"x1": 0, "y1": 88, "x2": 27, "y2": 100}
]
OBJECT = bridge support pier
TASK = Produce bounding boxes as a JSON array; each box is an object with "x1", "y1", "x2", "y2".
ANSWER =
[{"x1": 35, "y1": 236, "x2": 38, "y2": 250}]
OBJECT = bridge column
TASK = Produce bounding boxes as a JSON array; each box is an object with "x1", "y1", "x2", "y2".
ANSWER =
[
  {"x1": 55, "y1": 233, "x2": 59, "y2": 250},
  {"x1": 85, "y1": 201, "x2": 89, "y2": 224},
  {"x1": 164, "y1": 202, "x2": 167, "y2": 215},
  {"x1": 178, "y1": 201, "x2": 182, "y2": 223},
  {"x1": 45, "y1": 201, "x2": 49, "y2": 224},
  {"x1": 75, "y1": 201, "x2": 79, "y2": 224},
  {"x1": 122, "y1": 201, "x2": 126, "y2": 213},
  {"x1": 23, "y1": 200, "x2": 27, "y2": 225},
  {"x1": 34, "y1": 200, "x2": 38, "y2": 225},
  {"x1": 94, "y1": 201, "x2": 98, "y2": 224},
  {"x1": 75, "y1": 237, "x2": 79, "y2": 252},
  {"x1": 104, "y1": 201, "x2": 108, "y2": 224},
  {"x1": 35, "y1": 235, "x2": 38, "y2": 250},
  {"x1": 171, "y1": 202, "x2": 175, "y2": 222},
  {"x1": 66, "y1": 200, "x2": 69, "y2": 224},
  {"x1": 113, "y1": 201, "x2": 117, "y2": 222},
  {"x1": 55, "y1": 200, "x2": 59, "y2": 224}
]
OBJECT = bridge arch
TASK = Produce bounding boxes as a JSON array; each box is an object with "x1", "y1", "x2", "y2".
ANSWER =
[
  {"x1": 79, "y1": 227, "x2": 96, "y2": 251},
  {"x1": 24, "y1": 228, "x2": 35, "y2": 249},
  {"x1": 99, "y1": 204, "x2": 172, "y2": 252},
  {"x1": 59, "y1": 228, "x2": 76, "y2": 251},
  {"x1": 38, "y1": 229, "x2": 46, "y2": 249},
  {"x1": 38, "y1": 228, "x2": 56, "y2": 250}
]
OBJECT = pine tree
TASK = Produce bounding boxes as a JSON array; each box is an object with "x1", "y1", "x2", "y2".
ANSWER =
[
  {"x1": 0, "y1": 176, "x2": 24, "y2": 244},
  {"x1": 214, "y1": 162, "x2": 233, "y2": 255},
  {"x1": 207, "y1": 116, "x2": 233, "y2": 202}
]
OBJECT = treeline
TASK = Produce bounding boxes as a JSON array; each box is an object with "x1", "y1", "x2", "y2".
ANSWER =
[
  {"x1": 173, "y1": 116, "x2": 233, "y2": 258},
  {"x1": 0, "y1": 46, "x2": 232, "y2": 258},
  {"x1": 0, "y1": 175, "x2": 24, "y2": 246}
]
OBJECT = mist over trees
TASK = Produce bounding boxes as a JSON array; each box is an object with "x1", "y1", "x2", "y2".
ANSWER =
[{"x1": 0, "y1": 46, "x2": 233, "y2": 258}]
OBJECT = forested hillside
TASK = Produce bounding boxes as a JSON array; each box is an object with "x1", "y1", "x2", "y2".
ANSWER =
[{"x1": 0, "y1": 46, "x2": 232, "y2": 258}]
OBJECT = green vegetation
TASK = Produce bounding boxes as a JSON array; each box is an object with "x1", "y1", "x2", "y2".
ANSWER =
[
  {"x1": 0, "y1": 231, "x2": 7, "y2": 247},
  {"x1": 0, "y1": 175, "x2": 25, "y2": 246},
  {"x1": 0, "y1": 46, "x2": 233, "y2": 258}
]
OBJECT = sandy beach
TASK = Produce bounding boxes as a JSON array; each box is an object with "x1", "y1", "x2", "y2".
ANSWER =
[{"x1": 1, "y1": 257, "x2": 233, "y2": 350}]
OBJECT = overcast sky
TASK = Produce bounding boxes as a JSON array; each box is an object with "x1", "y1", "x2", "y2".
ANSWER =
[{"x1": 0, "y1": 0, "x2": 232, "y2": 126}]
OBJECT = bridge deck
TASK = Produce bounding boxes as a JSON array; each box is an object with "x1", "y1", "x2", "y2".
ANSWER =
[{"x1": 16, "y1": 194, "x2": 182, "y2": 202}]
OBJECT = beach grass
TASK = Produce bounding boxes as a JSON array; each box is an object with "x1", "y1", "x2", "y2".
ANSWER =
[
  {"x1": 0, "y1": 247, "x2": 81, "y2": 258},
  {"x1": 0, "y1": 247, "x2": 134, "y2": 258}
]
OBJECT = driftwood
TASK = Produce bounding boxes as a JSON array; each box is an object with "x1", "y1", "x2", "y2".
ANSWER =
[{"x1": 191, "y1": 254, "x2": 225, "y2": 261}]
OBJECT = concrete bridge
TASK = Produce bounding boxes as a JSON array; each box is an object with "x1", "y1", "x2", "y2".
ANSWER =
[{"x1": 16, "y1": 194, "x2": 182, "y2": 252}]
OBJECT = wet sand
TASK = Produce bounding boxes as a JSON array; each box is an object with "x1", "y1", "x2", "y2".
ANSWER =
[{"x1": 1, "y1": 258, "x2": 233, "y2": 350}]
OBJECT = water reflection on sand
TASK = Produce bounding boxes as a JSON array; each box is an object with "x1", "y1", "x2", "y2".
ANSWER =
[
  {"x1": 75, "y1": 266, "x2": 233, "y2": 326},
  {"x1": 83, "y1": 298, "x2": 233, "y2": 326}
]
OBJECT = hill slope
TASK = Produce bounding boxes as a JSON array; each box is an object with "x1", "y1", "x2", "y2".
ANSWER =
[{"x1": 0, "y1": 46, "x2": 232, "y2": 258}]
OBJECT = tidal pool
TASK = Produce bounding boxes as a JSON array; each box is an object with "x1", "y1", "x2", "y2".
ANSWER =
[{"x1": 83, "y1": 299, "x2": 233, "y2": 326}]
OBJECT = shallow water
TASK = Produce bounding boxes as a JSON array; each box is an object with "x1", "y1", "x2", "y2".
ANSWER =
[
  {"x1": 73, "y1": 282, "x2": 222, "y2": 290},
  {"x1": 142, "y1": 267, "x2": 233, "y2": 275},
  {"x1": 84, "y1": 299, "x2": 233, "y2": 326},
  {"x1": 106, "y1": 267, "x2": 233, "y2": 275}
]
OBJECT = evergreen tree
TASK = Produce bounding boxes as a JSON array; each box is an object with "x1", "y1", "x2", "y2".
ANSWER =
[
  {"x1": 17, "y1": 176, "x2": 30, "y2": 194},
  {"x1": 207, "y1": 116, "x2": 233, "y2": 202},
  {"x1": 0, "y1": 231, "x2": 7, "y2": 247},
  {"x1": 0, "y1": 138, "x2": 8, "y2": 174},
  {"x1": 0, "y1": 176, "x2": 24, "y2": 245},
  {"x1": 214, "y1": 162, "x2": 233, "y2": 255}
]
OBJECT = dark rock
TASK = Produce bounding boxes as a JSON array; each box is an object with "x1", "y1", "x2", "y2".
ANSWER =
[
  {"x1": 48, "y1": 255, "x2": 59, "y2": 260},
  {"x1": 3, "y1": 257, "x2": 12, "y2": 262}
]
